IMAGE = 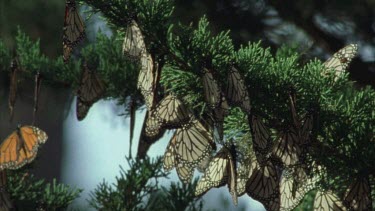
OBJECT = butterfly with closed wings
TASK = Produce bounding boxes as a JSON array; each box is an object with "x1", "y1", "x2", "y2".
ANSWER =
[
  {"x1": 163, "y1": 132, "x2": 195, "y2": 183},
  {"x1": 313, "y1": 189, "x2": 347, "y2": 211},
  {"x1": 225, "y1": 66, "x2": 251, "y2": 113},
  {"x1": 76, "y1": 62, "x2": 106, "y2": 121},
  {"x1": 195, "y1": 144, "x2": 238, "y2": 205},
  {"x1": 248, "y1": 113, "x2": 273, "y2": 166},
  {"x1": 123, "y1": 20, "x2": 146, "y2": 60},
  {"x1": 322, "y1": 44, "x2": 358, "y2": 81},
  {"x1": 245, "y1": 160, "x2": 281, "y2": 211},
  {"x1": 343, "y1": 177, "x2": 372, "y2": 211},
  {"x1": 63, "y1": 0, "x2": 85, "y2": 63}
]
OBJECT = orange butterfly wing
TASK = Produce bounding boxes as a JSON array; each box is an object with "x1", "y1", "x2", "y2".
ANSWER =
[
  {"x1": 0, "y1": 133, "x2": 19, "y2": 169},
  {"x1": 0, "y1": 126, "x2": 47, "y2": 170}
]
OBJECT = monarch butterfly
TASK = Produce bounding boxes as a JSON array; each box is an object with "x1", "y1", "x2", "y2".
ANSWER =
[
  {"x1": 0, "y1": 126, "x2": 48, "y2": 170},
  {"x1": 271, "y1": 126, "x2": 301, "y2": 167},
  {"x1": 236, "y1": 154, "x2": 257, "y2": 197},
  {"x1": 153, "y1": 94, "x2": 192, "y2": 129},
  {"x1": 8, "y1": 58, "x2": 20, "y2": 121},
  {"x1": 63, "y1": 0, "x2": 85, "y2": 63},
  {"x1": 212, "y1": 95, "x2": 230, "y2": 142},
  {"x1": 174, "y1": 118, "x2": 216, "y2": 170},
  {"x1": 195, "y1": 144, "x2": 238, "y2": 205},
  {"x1": 163, "y1": 132, "x2": 194, "y2": 183},
  {"x1": 123, "y1": 20, "x2": 146, "y2": 59},
  {"x1": 343, "y1": 177, "x2": 372, "y2": 211},
  {"x1": 225, "y1": 66, "x2": 251, "y2": 113},
  {"x1": 313, "y1": 190, "x2": 347, "y2": 211},
  {"x1": 288, "y1": 91, "x2": 314, "y2": 146},
  {"x1": 248, "y1": 114, "x2": 273, "y2": 166},
  {"x1": 33, "y1": 72, "x2": 42, "y2": 125},
  {"x1": 0, "y1": 171, "x2": 14, "y2": 210},
  {"x1": 245, "y1": 160, "x2": 280, "y2": 211},
  {"x1": 322, "y1": 44, "x2": 358, "y2": 80},
  {"x1": 76, "y1": 62, "x2": 106, "y2": 121},
  {"x1": 201, "y1": 68, "x2": 221, "y2": 109},
  {"x1": 280, "y1": 167, "x2": 319, "y2": 211},
  {"x1": 138, "y1": 52, "x2": 157, "y2": 110},
  {"x1": 271, "y1": 92, "x2": 314, "y2": 168}
]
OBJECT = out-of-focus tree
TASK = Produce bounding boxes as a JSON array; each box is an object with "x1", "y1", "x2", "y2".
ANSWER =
[{"x1": 174, "y1": 0, "x2": 375, "y2": 86}]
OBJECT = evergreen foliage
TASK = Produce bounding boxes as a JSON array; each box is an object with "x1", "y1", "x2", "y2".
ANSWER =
[
  {"x1": 7, "y1": 169, "x2": 82, "y2": 210},
  {"x1": 0, "y1": 0, "x2": 374, "y2": 209},
  {"x1": 88, "y1": 156, "x2": 203, "y2": 211}
]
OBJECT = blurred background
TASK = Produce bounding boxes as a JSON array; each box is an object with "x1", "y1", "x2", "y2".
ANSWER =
[{"x1": 0, "y1": 0, "x2": 374, "y2": 210}]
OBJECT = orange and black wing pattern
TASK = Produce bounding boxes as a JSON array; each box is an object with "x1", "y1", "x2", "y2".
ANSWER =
[
  {"x1": 122, "y1": 20, "x2": 146, "y2": 60},
  {"x1": 0, "y1": 126, "x2": 48, "y2": 170},
  {"x1": 343, "y1": 177, "x2": 372, "y2": 211},
  {"x1": 201, "y1": 68, "x2": 221, "y2": 109},
  {"x1": 246, "y1": 160, "x2": 281, "y2": 211},
  {"x1": 226, "y1": 66, "x2": 251, "y2": 113},
  {"x1": 195, "y1": 144, "x2": 238, "y2": 205},
  {"x1": 322, "y1": 44, "x2": 358, "y2": 80},
  {"x1": 271, "y1": 126, "x2": 301, "y2": 168},
  {"x1": 314, "y1": 190, "x2": 346, "y2": 211},
  {"x1": 63, "y1": 0, "x2": 85, "y2": 63},
  {"x1": 248, "y1": 114, "x2": 273, "y2": 165},
  {"x1": 76, "y1": 63, "x2": 106, "y2": 121},
  {"x1": 153, "y1": 94, "x2": 192, "y2": 129},
  {"x1": 163, "y1": 133, "x2": 194, "y2": 183}
]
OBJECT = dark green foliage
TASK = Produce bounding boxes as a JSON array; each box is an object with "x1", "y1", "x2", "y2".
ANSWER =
[
  {"x1": 147, "y1": 180, "x2": 203, "y2": 211},
  {"x1": 7, "y1": 170, "x2": 82, "y2": 210},
  {"x1": 88, "y1": 156, "x2": 203, "y2": 210}
]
